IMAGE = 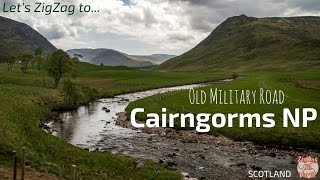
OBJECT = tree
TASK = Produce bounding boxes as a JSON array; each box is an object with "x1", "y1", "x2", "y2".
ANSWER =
[
  {"x1": 73, "y1": 54, "x2": 83, "y2": 64},
  {"x1": 47, "y1": 49, "x2": 73, "y2": 88},
  {"x1": 35, "y1": 47, "x2": 43, "y2": 56},
  {"x1": 231, "y1": 72, "x2": 239, "y2": 80},
  {"x1": 31, "y1": 47, "x2": 44, "y2": 69},
  {"x1": 19, "y1": 53, "x2": 33, "y2": 74},
  {"x1": 62, "y1": 80, "x2": 79, "y2": 108},
  {"x1": 33, "y1": 48, "x2": 47, "y2": 87},
  {"x1": 5, "y1": 55, "x2": 16, "y2": 72},
  {"x1": 71, "y1": 57, "x2": 80, "y2": 65},
  {"x1": 35, "y1": 56, "x2": 47, "y2": 86}
]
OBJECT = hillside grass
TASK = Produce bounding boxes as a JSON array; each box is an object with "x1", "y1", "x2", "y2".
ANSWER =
[
  {"x1": 157, "y1": 16, "x2": 320, "y2": 71},
  {"x1": 127, "y1": 71, "x2": 320, "y2": 149},
  {"x1": 0, "y1": 62, "x2": 227, "y2": 179}
]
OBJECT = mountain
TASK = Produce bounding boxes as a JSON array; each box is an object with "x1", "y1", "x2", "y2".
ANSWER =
[
  {"x1": 67, "y1": 49, "x2": 172, "y2": 67},
  {"x1": 0, "y1": 16, "x2": 56, "y2": 58},
  {"x1": 128, "y1": 54, "x2": 176, "y2": 64},
  {"x1": 67, "y1": 48, "x2": 154, "y2": 67},
  {"x1": 157, "y1": 15, "x2": 320, "y2": 71}
]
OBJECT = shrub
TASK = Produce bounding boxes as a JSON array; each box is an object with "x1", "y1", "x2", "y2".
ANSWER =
[
  {"x1": 231, "y1": 72, "x2": 239, "y2": 80},
  {"x1": 62, "y1": 80, "x2": 80, "y2": 108},
  {"x1": 80, "y1": 85, "x2": 100, "y2": 102}
]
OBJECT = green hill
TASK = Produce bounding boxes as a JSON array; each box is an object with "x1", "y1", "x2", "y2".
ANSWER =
[
  {"x1": 157, "y1": 15, "x2": 320, "y2": 71},
  {"x1": 0, "y1": 16, "x2": 56, "y2": 58}
]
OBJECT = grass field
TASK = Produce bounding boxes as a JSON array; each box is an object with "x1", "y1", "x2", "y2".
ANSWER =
[
  {"x1": 0, "y1": 62, "x2": 228, "y2": 179},
  {"x1": 0, "y1": 62, "x2": 228, "y2": 96},
  {"x1": 127, "y1": 71, "x2": 320, "y2": 149}
]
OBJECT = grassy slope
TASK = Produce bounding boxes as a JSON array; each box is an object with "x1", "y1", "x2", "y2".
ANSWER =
[
  {"x1": 157, "y1": 16, "x2": 320, "y2": 71},
  {"x1": 0, "y1": 62, "x2": 227, "y2": 179},
  {"x1": 127, "y1": 71, "x2": 320, "y2": 149}
]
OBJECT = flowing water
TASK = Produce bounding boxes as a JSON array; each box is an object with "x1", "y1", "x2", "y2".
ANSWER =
[
  {"x1": 48, "y1": 82, "x2": 217, "y2": 148},
  {"x1": 45, "y1": 80, "x2": 299, "y2": 179}
]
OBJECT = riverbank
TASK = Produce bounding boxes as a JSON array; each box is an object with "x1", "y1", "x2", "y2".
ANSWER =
[
  {"x1": 45, "y1": 78, "x2": 318, "y2": 179},
  {"x1": 1, "y1": 63, "x2": 228, "y2": 179},
  {"x1": 112, "y1": 111, "x2": 317, "y2": 179},
  {"x1": 126, "y1": 71, "x2": 320, "y2": 150},
  {"x1": 116, "y1": 112, "x2": 319, "y2": 157},
  {"x1": 0, "y1": 84, "x2": 183, "y2": 179}
]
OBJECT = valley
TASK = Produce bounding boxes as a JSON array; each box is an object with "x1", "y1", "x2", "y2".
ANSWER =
[
  {"x1": 0, "y1": 13, "x2": 319, "y2": 180},
  {"x1": 0, "y1": 62, "x2": 226, "y2": 179}
]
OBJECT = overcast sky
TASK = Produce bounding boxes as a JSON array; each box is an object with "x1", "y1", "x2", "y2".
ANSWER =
[{"x1": 0, "y1": 0, "x2": 319, "y2": 55}]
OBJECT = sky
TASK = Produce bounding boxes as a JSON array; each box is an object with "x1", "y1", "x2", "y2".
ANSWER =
[{"x1": 0, "y1": 0, "x2": 319, "y2": 55}]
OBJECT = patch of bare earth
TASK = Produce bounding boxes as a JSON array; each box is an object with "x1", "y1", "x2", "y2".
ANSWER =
[
  {"x1": 295, "y1": 79, "x2": 320, "y2": 90},
  {"x1": 0, "y1": 164, "x2": 60, "y2": 180},
  {"x1": 76, "y1": 77, "x2": 115, "y2": 88}
]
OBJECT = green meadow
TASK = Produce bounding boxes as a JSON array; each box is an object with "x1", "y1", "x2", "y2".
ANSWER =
[
  {"x1": 0, "y1": 62, "x2": 227, "y2": 179},
  {"x1": 127, "y1": 71, "x2": 320, "y2": 149},
  {"x1": 1, "y1": 13, "x2": 319, "y2": 180},
  {"x1": 1, "y1": 58, "x2": 319, "y2": 179}
]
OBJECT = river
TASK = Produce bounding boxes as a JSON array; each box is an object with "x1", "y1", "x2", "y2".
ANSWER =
[{"x1": 44, "y1": 80, "x2": 301, "y2": 179}]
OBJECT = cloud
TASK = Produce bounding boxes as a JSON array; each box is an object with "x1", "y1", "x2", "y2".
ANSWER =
[
  {"x1": 286, "y1": 0, "x2": 320, "y2": 12},
  {"x1": 0, "y1": 0, "x2": 319, "y2": 55}
]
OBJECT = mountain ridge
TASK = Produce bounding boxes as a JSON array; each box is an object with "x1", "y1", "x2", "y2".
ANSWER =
[
  {"x1": 0, "y1": 16, "x2": 56, "y2": 58},
  {"x1": 128, "y1": 54, "x2": 176, "y2": 64},
  {"x1": 67, "y1": 48, "x2": 175, "y2": 67},
  {"x1": 157, "y1": 15, "x2": 320, "y2": 71},
  {"x1": 67, "y1": 48, "x2": 154, "y2": 67}
]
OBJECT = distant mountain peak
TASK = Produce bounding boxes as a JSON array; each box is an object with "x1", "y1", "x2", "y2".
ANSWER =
[
  {"x1": 67, "y1": 48, "x2": 154, "y2": 67},
  {"x1": 67, "y1": 49, "x2": 175, "y2": 67}
]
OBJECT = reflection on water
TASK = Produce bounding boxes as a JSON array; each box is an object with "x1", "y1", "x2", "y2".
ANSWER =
[
  {"x1": 55, "y1": 103, "x2": 100, "y2": 143},
  {"x1": 49, "y1": 81, "x2": 229, "y2": 149},
  {"x1": 45, "y1": 79, "x2": 300, "y2": 179}
]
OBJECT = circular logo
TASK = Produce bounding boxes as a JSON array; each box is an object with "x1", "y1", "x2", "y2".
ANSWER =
[{"x1": 297, "y1": 156, "x2": 319, "y2": 179}]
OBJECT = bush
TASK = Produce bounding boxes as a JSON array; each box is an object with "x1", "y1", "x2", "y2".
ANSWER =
[
  {"x1": 62, "y1": 80, "x2": 80, "y2": 108},
  {"x1": 79, "y1": 85, "x2": 100, "y2": 102},
  {"x1": 231, "y1": 72, "x2": 239, "y2": 80},
  {"x1": 61, "y1": 80, "x2": 100, "y2": 109}
]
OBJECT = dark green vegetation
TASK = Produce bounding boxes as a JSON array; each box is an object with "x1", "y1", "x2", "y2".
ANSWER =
[
  {"x1": 127, "y1": 71, "x2": 320, "y2": 149},
  {"x1": 158, "y1": 15, "x2": 320, "y2": 71},
  {"x1": 0, "y1": 16, "x2": 56, "y2": 58},
  {"x1": 0, "y1": 61, "x2": 226, "y2": 179},
  {"x1": 47, "y1": 50, "x2": 75, "y2": 88}
]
